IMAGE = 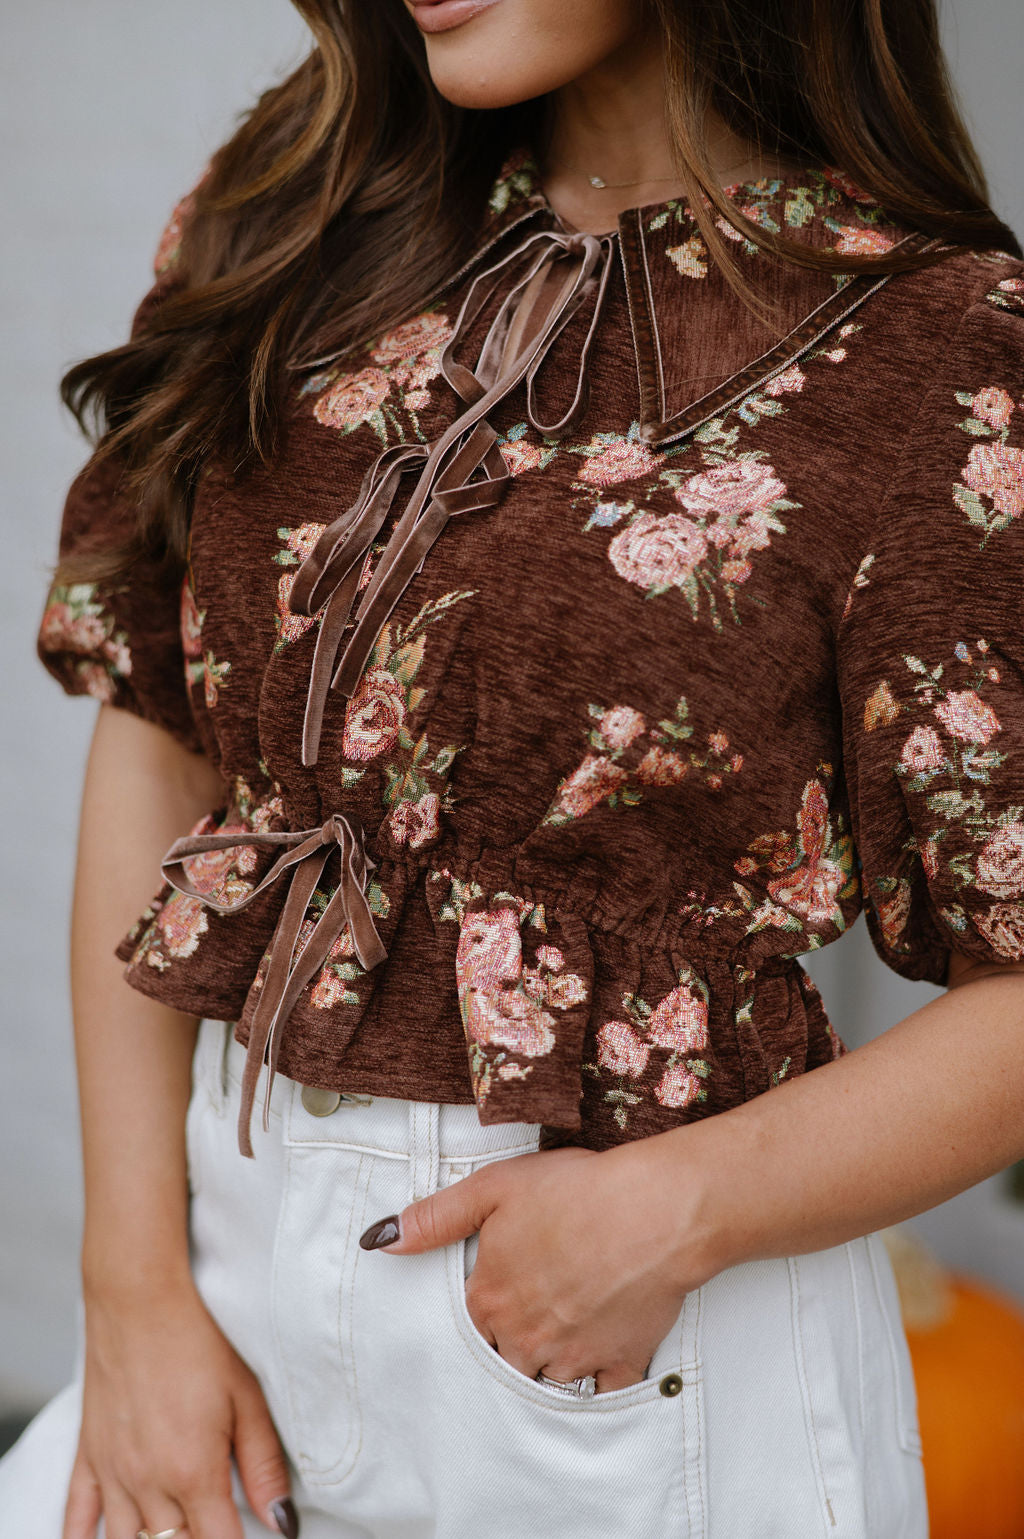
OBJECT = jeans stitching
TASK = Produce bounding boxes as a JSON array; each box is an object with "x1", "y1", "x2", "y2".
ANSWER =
[{"x1": 788, "y1": 1255, "x2": 837, "y2": 1535}]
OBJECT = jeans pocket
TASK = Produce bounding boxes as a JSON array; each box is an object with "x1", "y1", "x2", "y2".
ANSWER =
[{"x1": 441, "y1": 1216, "x2": 706, "y2": 1536}]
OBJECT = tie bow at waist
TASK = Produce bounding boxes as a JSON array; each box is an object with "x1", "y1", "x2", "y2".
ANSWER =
[
  {"x1": 291, "y1": 225, "x2": 617, "y2": 766},
  {"x1": 162, "y1": 814, "x2": 386, "y2": 1156}
]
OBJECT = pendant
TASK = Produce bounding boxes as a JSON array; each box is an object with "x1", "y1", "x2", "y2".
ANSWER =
[{"x1": 589, "y1": 175, "x2": 607, "y2": 189}]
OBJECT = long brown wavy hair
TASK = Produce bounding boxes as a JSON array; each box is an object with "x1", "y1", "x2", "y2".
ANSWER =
[{"x1": 62, "y1": 0, "x2": 1021, "y2": 581}]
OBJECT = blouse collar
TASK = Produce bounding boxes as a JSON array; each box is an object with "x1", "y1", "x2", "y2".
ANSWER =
[{"x1": 472, "y1": 147, "x2": 943, "y2": 446}]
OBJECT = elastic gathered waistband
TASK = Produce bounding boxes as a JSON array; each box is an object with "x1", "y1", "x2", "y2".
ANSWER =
[{"x1": 195, "y1": 1019, "x2": 542, "y2": 1162}]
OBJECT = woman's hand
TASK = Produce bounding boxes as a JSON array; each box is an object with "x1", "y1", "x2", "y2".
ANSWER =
[
  {"x1": 64, "y1": 1279, "x2": 296, "y2": 1539},
  {"x1": 359, "y1": 1140, "x2": 718, "y2": 1392}
]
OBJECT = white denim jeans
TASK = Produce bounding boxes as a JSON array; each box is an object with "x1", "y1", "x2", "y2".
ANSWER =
[{"x1": 1, "y1": 1018, "x2": 928, "y2": 1538}]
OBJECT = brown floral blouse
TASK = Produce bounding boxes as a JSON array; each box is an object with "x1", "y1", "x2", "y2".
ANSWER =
[{"x1": 38, "y1": 149, "x2": 1024, "y2": 1157}]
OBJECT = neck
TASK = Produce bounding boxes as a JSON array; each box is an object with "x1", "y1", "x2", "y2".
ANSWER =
[{"x1": 541, "y1": 29, "x2": 795, "y2": 235}]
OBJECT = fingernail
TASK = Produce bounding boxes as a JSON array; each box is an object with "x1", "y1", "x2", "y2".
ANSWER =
[
  {"x1": 269, "y1": 1496, "x2": 299, "y2": 1537},
  {"x1": 359, "y1": 1214, "x2": 401, "y2": 1249}
]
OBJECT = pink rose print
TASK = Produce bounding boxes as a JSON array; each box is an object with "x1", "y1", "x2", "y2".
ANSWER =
[
  {"x1": 900, "y1": 726, "x2": 945, "y2": 773},
  {"x1": 676, "y1": 460, "x2": 786, "y2": 521},
  {"x1": 501, "y1": 439, "x2": 545, "y2": 475},
  {"x1": 636, "y1": 746, "x2": 689, "y2": 785},
  {"x1": 962, "y1": 442, "x2": 1024, "y2": 519},
  {"x1": 281, "y1": 521, "x2": 328, "y2": 563},
  {"x1": 180, "y1": 582, "x2": 203, "y2": 662},
  {"x1": 764, "y1": 365, "x2": 806, "y2": 398},
  {"x1": 388, "y1": 791, "x2": 441, "y2": 849},
  {"x1": 644, "y1": 984, "x2": 709, "y2": 1054},
  {"x1": 608, "y1": 512, "x2": 709, "y2": 590},
  {"x1": 975, "y1": 902, "x2": 1024, "y2": 960},
  {"x1": 456, "y1": 908, "x2": 556, "y2": 1059},
  {"x1": 833, "y1": 225, "x2": 894, "y2": 256},
  {"x1": 769, "y1": 861, "x2": 846, "y2": 925},
  {"x1": 550, "y1": 753, "x2": 629, "y2": 819},
  {"x1": 596, "y1": 1021, "x2": 651, "y2": 1079},
  {"x1": 654, "y1": 1062, "x2": 704, "y2": 1109},
  {"x1": 798, "y1": 778, "x2": 829, "y2": 861},
  {"x1": 598, "y1": 705, "x2": 646, "y2": 750},
  {"x1": 314, "y1": 368, "x2": 391, "y2": 431},
  {"x1": 877, "y1": 881, "x2": 912, "y2": 950},
  {"x1": 342, "y1": 666, "x2": 407, "y2": 760},
  {"x1": 933, "y1": 690, "x2": 1000, "y2": 746},
  {"x1": 971, "y1": 386, "x2": 1015, "y2": 430},
  {"x1": 578, "y1": 439, "x2": 660, "y2": 487},
  {"x1": 535, "y1": 945, "x2": 564, "y2": 971},
  {"x1": 719, "y1": 557, "x2": 752, "y2": 584},
  {"x1": 975, "y1": 823, "x2": 1024, "y2": 899},
  {"x1": 76, "y1": 662, "x2": 117, "y2": 704},
  {"x1": 276, "y1": 571, "x2": 317, "y2": 647},
  {"x1": 371, "y1": 311, "x2": 451, "y2": 368},
  {"x1": 310, "y1": 970, "x2": 351, "y2": 1009},
  {"x1": 154, "y1": 893, "x2": 208, "y2": 960}
]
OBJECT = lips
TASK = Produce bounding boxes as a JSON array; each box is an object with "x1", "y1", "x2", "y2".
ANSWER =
[{"x1": 408, "y1": 0, "x2": 505, "y2": 35}]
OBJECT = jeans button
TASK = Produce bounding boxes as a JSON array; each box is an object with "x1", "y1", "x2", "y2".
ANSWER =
[
  {"x1": 301, "y1": 1085, "x2": 343, "y2": 1117},
  {"x1": 659, "y1": 1373, "x2": 683, "y2": 1397}
]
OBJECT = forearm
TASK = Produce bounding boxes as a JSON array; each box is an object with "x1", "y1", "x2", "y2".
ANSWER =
[
  {"x1": 72, "y1": 705, "x2": 222, "y2": 1301},
  {"x1": 661, "y1": 971, "x2": 1024, "y2": 1279}
]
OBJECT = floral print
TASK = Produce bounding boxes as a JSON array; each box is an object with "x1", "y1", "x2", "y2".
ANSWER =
[
  {"x1": 454, "y1": 895, "x2": 589, "y2": 1107},
  {"x1": 543, "y1": 694, "x2": 742, "y2": 826},
  {"x1": 38, "y1": 583, "x2": 132, "y2": 704},
  {"x1": 342, "y1": 591, "x2": 474, "y2": 852},
  {"x1": 731, "y1": 774, "x2": 858, "y2": 940},
  {"x1": 310, "y1": 310, "x2": 452, "y2": 444},
  {"x1": 953, "y1": 382, "x2": 1024, "y2": 543},
  {"x1": 39, "y1": 143, "x2": 1024, "y2": 1152},
  {"x1": 180, "y1": 578, "x2": 230, "y2": 707},
  {"x1": 586, "y1": 967, "x2": 711, "y2": 1130},
  {"x1": 648, "y1": 165, "x2": 899, "y2": 271},
  {"x1": 864, "y1": 641, "x2": 1024, "y2": 957},
  {"x1": 305, "y1": 876, "x2": 391, "y2": 1010}
]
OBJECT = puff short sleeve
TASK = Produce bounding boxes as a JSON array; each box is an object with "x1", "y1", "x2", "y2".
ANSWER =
[
  {"x1": 36, "y1": 191, "x2": 203, "y2": 755},
  {"x1": 838, "y1": 280, "x2": 1024, "y2": 983}
]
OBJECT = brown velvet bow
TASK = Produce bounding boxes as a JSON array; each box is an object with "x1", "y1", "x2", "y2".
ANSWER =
[
  {"x1": 162, "y1": 814, "x2": 386, "y2": 1156},
  {"x1": 290, "y1": 226, "x2": 617, "y2": 767}
]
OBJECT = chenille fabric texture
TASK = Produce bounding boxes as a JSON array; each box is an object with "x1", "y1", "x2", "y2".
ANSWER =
[{"x1": 38, "y1": 149, "x2": 1024, "y2": 1156}]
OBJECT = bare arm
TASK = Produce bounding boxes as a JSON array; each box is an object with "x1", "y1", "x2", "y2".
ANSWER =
[
  {"x1": 73, "y1": 704, "x2": 220, "y2": 1302},
  {"x1": 64, "y1": 706, "x2": 295, "y2": 1539}
]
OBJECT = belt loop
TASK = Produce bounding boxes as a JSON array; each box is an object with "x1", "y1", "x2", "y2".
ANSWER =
[{"x1": 409, "y1": 1100, "x2": 441, "y2": 1204}]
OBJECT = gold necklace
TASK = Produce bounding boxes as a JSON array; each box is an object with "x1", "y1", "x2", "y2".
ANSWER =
[{"x1": 559, "y1": 158, "x2": 771, "y2": 191}]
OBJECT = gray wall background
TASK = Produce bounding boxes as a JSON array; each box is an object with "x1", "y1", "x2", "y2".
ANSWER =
[{"x1": 2, "y1": 1, "x2": 1022, "y2": 1415}]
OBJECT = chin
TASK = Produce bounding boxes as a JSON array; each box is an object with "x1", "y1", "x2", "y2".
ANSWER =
[{"x1": 406, "y1": 0, "x2": 641, "y2": 110}]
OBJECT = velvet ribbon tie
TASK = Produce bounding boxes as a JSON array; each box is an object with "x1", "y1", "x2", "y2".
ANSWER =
[
  {"x1": 290, "y1": 225, "x2": 617, "y2": 767},
  {"x1": 162, "y1": 814, "x2": 386, "y2": 1156}
]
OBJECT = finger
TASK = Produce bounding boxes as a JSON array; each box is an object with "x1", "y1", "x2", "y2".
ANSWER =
[
  {"x1": 593, "y1": 1363, "x2": 648, "y2": 1392},
  {"x1": 232, "y1": 1377, "x2": 295, "y2": 1535},
  {"x1": 62, "y1": 1453, "x2": 102, "y2": 1539},
  {"x1": 360, "y1": 1166, "x2": 499, "y2": 1255},
  {"x1": 182, "y1": 1492, "x2": 246, "y2": 1539},
  {"x1": 138, "y1": 1494, "x2": 189, "y2": 1538},
  {"x1": 98, "y1": 1482, "x2": 144, "y2": 1539}
]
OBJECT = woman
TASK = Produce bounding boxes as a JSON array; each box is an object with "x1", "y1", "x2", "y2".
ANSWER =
[{"x1": 3, "y1": 0, "x2": 1023, "y2": 1534}]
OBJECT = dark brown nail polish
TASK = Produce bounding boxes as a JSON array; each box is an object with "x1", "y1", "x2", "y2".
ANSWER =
[
  {"x1": 269, "y1": 1495, "x2": 300, "y2": 1538},
  {"x1": 359, "y1": 1215, "x2": 401, "y2": 1249}
]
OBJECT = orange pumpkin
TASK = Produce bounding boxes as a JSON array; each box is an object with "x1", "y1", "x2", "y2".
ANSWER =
[{"x1": 883, "y1": 1228, "x2": 1024, "y2": 1539}]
